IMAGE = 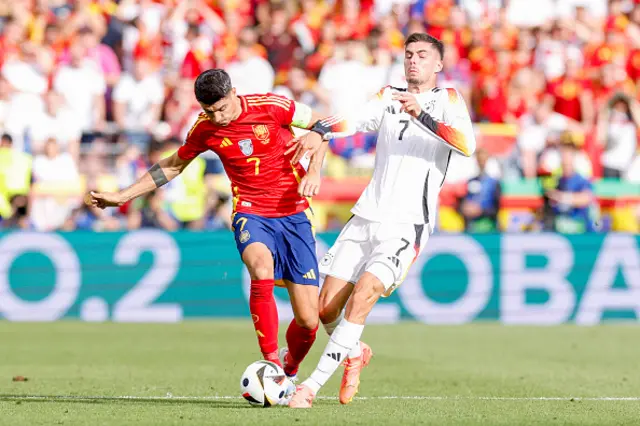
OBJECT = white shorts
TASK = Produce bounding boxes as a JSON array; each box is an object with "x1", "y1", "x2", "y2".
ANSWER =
[{"x1": 319, "y1": 215, "x2": 429, "y2": 296}]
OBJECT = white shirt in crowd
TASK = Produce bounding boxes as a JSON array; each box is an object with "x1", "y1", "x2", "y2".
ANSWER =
[
  {"x1": 29, "y1": 108, "x2": 82, "y2": 149},
  {"x1": 517, "y1": 112, "x2": 570, "y2": 154},
  {"x1": 1, "y1": 59, "x2": 48, "y2": 151},
  {"x1": 324, "y1": 86, "x2": 477, "y2": 230},
  {"x1": 319, "y1": 59, "x2": 374, "y2": 115},
  {"x1": 226, "y1": 56, "x2": 275, "y2": 95},
  {"x1": 33, "y1": 152, "x2": 79, "y2": 182},
  {"x1": 112, "y1": 72, "x2": 164, "y2": 131},
  {"x1": 54, "y1": 61, "x2": 106, "y2": 132},
  {"x1": 601, "y1": 112, "x2": 638, "y2": 173}
]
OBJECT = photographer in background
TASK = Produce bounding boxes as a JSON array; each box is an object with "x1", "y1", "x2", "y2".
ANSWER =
[{"x1": 596, "y1": 93, "x2": 640, "y2": 179}]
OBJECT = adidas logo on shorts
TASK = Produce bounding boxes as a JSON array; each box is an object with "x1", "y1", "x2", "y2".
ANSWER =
[{"x1": 303, "y1": 269, "x2": 316, "y2": 280}]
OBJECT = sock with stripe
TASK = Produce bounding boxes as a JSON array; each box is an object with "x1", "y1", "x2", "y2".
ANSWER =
[
  {"x1": 249, "y1": 279, "x2": 280, "y2": 364},
  {"x1": 322, "y1": 311, "x2": 362, "y2": 359},
  {"x1": 303, "y1": 319, "x2": 364, "y2": 394}
]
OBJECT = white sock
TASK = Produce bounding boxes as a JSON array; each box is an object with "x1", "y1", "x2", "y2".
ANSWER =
[
  {"x1": 322, "y1": 311, "x2": 343, "y2": 335},
  {"x1": 303, "y1": 319, "x2": 364, "y2": 394},
  {"x1": 322, "y1": 311, "x2": 361, "y2": 359}
]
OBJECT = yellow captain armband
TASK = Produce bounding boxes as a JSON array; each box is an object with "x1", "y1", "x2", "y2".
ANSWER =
[{"x1": 291, "y1": 102, "x2": 313, "y2": 128}]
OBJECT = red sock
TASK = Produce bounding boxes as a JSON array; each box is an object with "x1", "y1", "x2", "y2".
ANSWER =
[
  {"x1": 284, "y1": 319, "x2": 318, "y2": 376},
  {"x1": 250, "y1": 279, "x2": 279, "y2": 364}
]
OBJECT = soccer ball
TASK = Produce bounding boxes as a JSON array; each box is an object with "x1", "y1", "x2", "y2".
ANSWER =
[{"x1": 240, "y1": 360, "x2": 291, "y2": 407}]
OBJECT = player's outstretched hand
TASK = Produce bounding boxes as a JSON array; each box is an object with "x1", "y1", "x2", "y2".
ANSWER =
[
  {"x1": 84, "y1": 191, "x2": 125, "y2": 209},
  {"x1": 298, "y1": 173, "x2": 321, "y2": 197},
  {"x1": 393, "y1": 92, "x2": 421, "y2": 118},
  {"x1": 285, "y1": 131, "x2": 324, "y2": 164}
]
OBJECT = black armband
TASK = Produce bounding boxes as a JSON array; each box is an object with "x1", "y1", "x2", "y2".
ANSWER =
[
  {"x1": 417, "y1": 111, "x2": 439, "y2": 134},
  {"x1": 310, "y1": 120, "x2": 330, "y2": 138},
  {"x1": 149, "y1": 163, "x2": 169, "y2": 188}
]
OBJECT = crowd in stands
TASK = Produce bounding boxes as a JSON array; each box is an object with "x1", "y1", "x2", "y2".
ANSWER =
[{"x1": 0, "y1": 0, "x2": 639, "y2": 233}]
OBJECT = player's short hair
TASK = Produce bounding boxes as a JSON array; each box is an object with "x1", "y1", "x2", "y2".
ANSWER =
[
  {"x1": 194, "y1": 69, "x2": 233, "y2": 105},
  {"x1": 405, "y1": 33, "x2": 444, "y2": 60}
]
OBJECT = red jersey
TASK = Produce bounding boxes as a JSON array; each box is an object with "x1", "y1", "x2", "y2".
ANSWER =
[
  {"x1": 546, "y1": 77, "x2": 590, "y2": 122},
  {"x1": 177, "y1": 94, "x2": 309, "y2": 218}
]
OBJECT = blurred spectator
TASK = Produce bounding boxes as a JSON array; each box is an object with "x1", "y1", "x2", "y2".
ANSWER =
[
  {"x1": 319, "y1": 39, "x2": 372, "y2": 114},
  {"x1": 128, "y1": 190, "x2": 179, "y2": 231},
  {"x1": 273, "y1": 66, "x2": 331, "y2": 114},
  {"x1": 32, "y1": 138, "x2": 79, "y2": 183},
  {"x1": 459, "y1": 148, "x2": 502, "y2": 232},
  {"x1": 1, "y1": 42, "x2": 48, "y2": 151},
  {"x1": 596, "y1": 93, "x2": 640, "y2": 179},
  {"x1": 259, "y1": 3, "x2": 301, "y2": 73},
  {"x1": 30, "y1": 138, "x2": 80, "y2": 231},
  {"x1": 0, "y1": 133, "x2": 32, "y2": 220},
  {"x1": 546, "y1": 138, "x2": 597, "y2": 233},
  {"x1": 226, "y1": 27, "x2": 275, "y2": 95},
  {"x1": 113, "y1": 57, "x2": 164, "y2": 148},
  {"x1": 29, "y1": 92, "x2": 81, "y2": 159},
  {"x1": 513, "y1": 104, "x2": 584, "y2": 179},
  {"x1": 53, "y1": 41, "x2": 106, "y2": 141},
  {"x1": 543, "y1": 57, "x2": 594, "y2": 126},
  {"x1": 76, "y1": 26, "x2": 121, "y2": 87}
]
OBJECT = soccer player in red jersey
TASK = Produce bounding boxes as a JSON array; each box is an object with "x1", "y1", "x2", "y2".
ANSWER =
[{"x1": 86, "y1": 69, "x2": 329, "y2": 382}]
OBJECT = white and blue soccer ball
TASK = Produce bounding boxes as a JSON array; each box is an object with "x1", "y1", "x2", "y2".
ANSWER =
[{"x1": 240, "y1": 360, "x2": 294, "y2": 407}]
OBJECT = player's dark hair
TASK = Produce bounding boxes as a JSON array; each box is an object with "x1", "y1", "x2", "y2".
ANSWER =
[
  {"x1": 405, "y1": 33, "x2": 444, "y2": 60},
  {"x1": 194, "y1": 69, "x2": 233, "y2": 106}
]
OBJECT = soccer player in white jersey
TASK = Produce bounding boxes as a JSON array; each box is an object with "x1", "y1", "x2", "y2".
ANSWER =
[{"x1": 286, "y1": 33, "x2": 477, "y2": 408}]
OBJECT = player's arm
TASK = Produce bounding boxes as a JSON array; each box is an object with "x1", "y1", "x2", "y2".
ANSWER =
[
  {"x1": 86, "y1": 151, "x2": 193, "y2": 209},
  {"x1": 286, "y1": 89, "x2": 387, "y2": 163},
  {"x1": 395, "y1": 89, "x2": 476, "y2": 157}
]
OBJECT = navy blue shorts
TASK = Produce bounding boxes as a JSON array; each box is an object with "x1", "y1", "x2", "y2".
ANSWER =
[{"x1": 232, "y1": 211, "x2": 319, "y2": 286}]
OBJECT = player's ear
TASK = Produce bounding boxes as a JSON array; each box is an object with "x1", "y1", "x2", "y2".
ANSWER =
[{"x1": 435, "y1": 60, "x2": 443, "y2": 73}]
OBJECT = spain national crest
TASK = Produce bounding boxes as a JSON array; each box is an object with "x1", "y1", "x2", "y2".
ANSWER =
[
  {"x1": 252, "y1": 125, "x2": 270, "y2": 144},
  {"x1": 238, "y1": 139, "x2": 253, "y2": 156}
]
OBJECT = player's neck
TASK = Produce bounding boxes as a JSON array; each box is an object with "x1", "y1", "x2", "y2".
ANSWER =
[{"x1": 407, "y1": 83, "x2": 435, "y2": 94}]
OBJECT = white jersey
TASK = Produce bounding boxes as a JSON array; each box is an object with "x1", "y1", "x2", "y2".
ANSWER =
[{"x1": 326, "y1": 86, "x2": 476, "y2": 231}]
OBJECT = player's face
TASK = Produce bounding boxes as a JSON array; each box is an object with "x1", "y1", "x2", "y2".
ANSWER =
[
  {"x1": 200, "y1": 89, "x2": 239, "y2": 127},
  {"x1": 404, "y1": 41, "x2": 443, "y2": 85}
]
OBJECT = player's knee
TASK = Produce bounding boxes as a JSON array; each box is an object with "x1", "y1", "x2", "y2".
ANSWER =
[
  {"x1": 294, "y1": 313, "x2": 319, "y2": 330},
  {"x1": 245, "y1": 258, "x2": 273, "y2": 280},
  {"x1": 318, "y1": 302, "x2": 341, "y2": 325}
]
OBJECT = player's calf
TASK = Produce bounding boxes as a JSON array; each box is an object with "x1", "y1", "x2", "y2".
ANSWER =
[{"x1": 344, "y1": 272, "x2": 386, "y2": 324}]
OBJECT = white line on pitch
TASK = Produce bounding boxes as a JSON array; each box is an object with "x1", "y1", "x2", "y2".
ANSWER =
[{"x1": 2, "y1": 395, "x2": 640, "y2": 402}]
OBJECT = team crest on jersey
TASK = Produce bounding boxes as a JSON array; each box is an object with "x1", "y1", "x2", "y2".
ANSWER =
[
  {"x1": 238, "y1": 139, "x2": 254, "y2": 156},
  {"x1": 424, "y1": 100, "x2": 436, "y2": 114},
  {"x1": 240, "y1": 230, "x2": 251, "y2": 243},
  {"x1": 252, "y1": 125, "x2": 270, "y2": 144},
  {"x1": 320, "y1": 252, "x2": 334, "y2": 267}
]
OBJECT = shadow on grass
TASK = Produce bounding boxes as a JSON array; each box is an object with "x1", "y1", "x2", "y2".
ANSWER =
[{"x1": 0, "y1": 394, "x2": 251, "y2": 409}]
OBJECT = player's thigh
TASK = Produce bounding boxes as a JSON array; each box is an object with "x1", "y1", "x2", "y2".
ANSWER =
[
  {"x1": 319, "y1": 216, "x2": 370, "y2": 285},
  {"x1": 278, "y1": 212, "x2": 320, "y2": 286},
  {"x1": 233, "y1": 213, "x2": 278, "y2": 280},
  {"x1": 365, "y1": 223, "x2": 428, "y2": 297},
  {"x1": 318, "y1": 275, "x2": 353, "y2": 323},
  {"x1": 285, "y1": 279, "x2": 319, "y2": 329}
]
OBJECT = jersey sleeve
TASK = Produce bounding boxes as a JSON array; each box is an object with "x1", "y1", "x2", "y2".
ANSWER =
[
  {"x1": 416, "y1": 88, "x2": 476, "y2": 157},
  {"x1": 313, "y1": 86, "x2": 388, "y2": 139},
  {"x1": 177, "y1": 115, "x2": 210, "y2": 160},
  {"x1": 264, "y1": 93, "x2": 296, "y2": 126}
]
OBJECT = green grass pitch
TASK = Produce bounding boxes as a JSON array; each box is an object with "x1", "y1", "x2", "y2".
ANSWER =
[{"x1": 1, "y1": 322, "x2": 639, "y2": 425}]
